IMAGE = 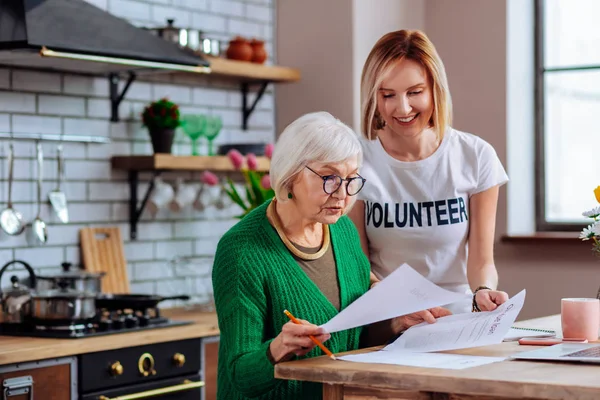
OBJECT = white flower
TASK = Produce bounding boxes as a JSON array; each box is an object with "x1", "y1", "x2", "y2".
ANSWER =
[
  {"x1": 579, "y1": 224, "x2": 597, "y2": 240},
  {"x1": 594, "y1": 223, "x2": 600, "y2": 236},
  {"x1": 582, "y1": 206, "x2": 600, "y2": 218}
]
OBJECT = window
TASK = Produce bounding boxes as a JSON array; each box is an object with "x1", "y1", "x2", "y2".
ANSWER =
[{"x1": 535, "y1": 0, "x2": 600, "y2": 231}]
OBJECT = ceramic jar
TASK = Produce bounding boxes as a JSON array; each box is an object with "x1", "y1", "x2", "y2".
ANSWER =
[
  {"x1": 250, "y1": 39, "x2": 267, "y2": 64},
  {"x1": 226, "y1": 37, "x2": 253, "y2": 61}
]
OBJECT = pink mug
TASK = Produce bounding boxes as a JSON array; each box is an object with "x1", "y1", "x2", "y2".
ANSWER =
[{"x1": 561, "y1": 298, "x2": 600, "y2": 341}]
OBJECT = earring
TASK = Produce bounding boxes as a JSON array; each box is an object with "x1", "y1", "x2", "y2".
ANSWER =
[{"x1": 287, "y1": 192, "x2": 293, "y2": 199}]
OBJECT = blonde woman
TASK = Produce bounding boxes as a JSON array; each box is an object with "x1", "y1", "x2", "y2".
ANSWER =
[{"x1": 349, "y1": 30, "x2": 510, "y2": 314}]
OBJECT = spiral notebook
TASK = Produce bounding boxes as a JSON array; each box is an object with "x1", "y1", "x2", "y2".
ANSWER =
[{"x1": 503, "y1": 326, "x2": 556, "y2": 342}]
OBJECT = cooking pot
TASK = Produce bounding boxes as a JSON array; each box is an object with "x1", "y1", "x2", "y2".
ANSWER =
[
  {"x1": 0, "y1": 260, "x2": 36, "y2": 323},
  {"x1": 31, "y1": 281, "x2": 96, "y2": 321},
  {"x1": 36, "y1": 262, "x2": 104, "y2": 294}
]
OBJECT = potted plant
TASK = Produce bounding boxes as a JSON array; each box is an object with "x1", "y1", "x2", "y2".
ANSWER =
[
  {"x1": 141, "y1": 97, "x2": 181, "y2": 154},
  {"x1": 578, "y1": 185, "x2": 600, "y2": 299}
]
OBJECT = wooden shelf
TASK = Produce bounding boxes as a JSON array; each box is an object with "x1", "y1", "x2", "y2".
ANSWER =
[
  {"x1": 111, "y1": 154, "x2": 270, "y2": 240},
  {"x1": 204, "y1": 56, "x2": 301, "y2": 83},
  {"x1": 111, "y1": 154, "x2": 270, "y2": 172}
]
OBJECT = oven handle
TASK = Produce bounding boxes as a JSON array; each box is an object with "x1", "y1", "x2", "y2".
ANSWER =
[{"x1": 97, "y1": 379, "x2": 204, "y2": 400}]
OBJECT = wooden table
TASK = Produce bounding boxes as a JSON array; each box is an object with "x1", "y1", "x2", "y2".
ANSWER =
[{"x1": 275, "y1": 315, "x2": 600, "y2": 400}]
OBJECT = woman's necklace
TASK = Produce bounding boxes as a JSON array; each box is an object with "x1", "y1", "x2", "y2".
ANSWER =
[{"x1": 266, "y1": 199, "x2": 330, "y2": 261}]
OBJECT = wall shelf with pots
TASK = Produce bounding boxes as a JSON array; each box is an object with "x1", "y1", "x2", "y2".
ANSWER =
[
  {"x1": 153, "y1": 56, "x2": 300, "y2": 130},
  {"x1": 111, "y1": 155, "x2": 270, "y2": 240}
]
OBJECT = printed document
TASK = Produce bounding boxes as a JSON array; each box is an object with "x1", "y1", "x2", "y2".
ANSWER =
[
  {"x1": 338, "y1": 290, "x2": 525, "y2": 369},
  {"x1": 384, "y1": 289, "x2": 527, "y2": 353},
  {"x1": 320, "y1": 264, "x2": 471, "y2": 333}
]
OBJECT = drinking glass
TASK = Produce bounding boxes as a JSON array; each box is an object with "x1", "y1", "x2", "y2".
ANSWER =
[
  {"x1": 180, "y1": 114, "x2": 207, "y2": 156},
  {"x1": 205, "y1": 115, "x2": 223, "y2": 156}
]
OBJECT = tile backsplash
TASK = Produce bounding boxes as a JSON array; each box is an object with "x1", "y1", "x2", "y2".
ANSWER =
[{"x1": 0, "y1": 0, "x2": 275, "y2": 306}]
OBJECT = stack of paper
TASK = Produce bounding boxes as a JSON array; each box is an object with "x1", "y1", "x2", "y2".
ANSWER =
[{"x1": 318, "y1": 264, "x2": 526, "y2": 370}]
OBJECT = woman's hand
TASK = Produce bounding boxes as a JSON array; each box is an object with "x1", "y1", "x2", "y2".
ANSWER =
[
  {"x1": 475, "y1": 289, "x2": 509, "y2": 311},
  {"x1": 269, "y1": 320, "x2": 331, "y2": 363},
  {"x1": 391, "y1": 307, "x2": 452, "y2": 334}
]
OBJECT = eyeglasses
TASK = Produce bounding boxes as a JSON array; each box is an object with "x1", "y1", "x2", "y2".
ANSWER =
[{"x1": 305, "y1": 166, "x2": 366, "y2": 196}]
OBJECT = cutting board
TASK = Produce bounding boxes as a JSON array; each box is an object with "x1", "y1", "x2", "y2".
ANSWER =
[{"x1": 80, "y1": 227, "x2": 130, "y2": 294}]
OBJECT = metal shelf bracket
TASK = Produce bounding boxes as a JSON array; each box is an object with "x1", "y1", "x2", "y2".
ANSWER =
[
  {"x1": 241, "y1": 81, "x2": 269, "y2": 130},
  {"x1": 109, "y1": 72, "x2": 137, "y2": 123},
  {"x1": 128, "y1": 170, "x2": 161, "y2": 240}
]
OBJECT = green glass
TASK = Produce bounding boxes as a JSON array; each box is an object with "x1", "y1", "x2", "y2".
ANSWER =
[
  {"x1": 181, "y1": 114, "x2": 207, "y2": 156},
  {"x1": 205, "y1": 115, "x2": 223, "y2": 156}
]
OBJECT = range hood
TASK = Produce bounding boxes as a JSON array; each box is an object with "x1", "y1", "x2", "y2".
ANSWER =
[{"x1": 0, "y1": 0, "x2": 210, "y2": 75}]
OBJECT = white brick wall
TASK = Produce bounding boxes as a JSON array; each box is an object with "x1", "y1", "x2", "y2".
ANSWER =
[{"x1": 0, "y1": 0, "x2": 275, "y2": 304}]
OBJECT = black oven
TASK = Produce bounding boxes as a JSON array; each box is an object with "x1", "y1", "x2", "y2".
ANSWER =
[
  {"x1": 81, "y1": 374, "x2": 203, "y2": 400},
  {"x1": 78, "y1": 338, "x2": 203, "y2": 400}
]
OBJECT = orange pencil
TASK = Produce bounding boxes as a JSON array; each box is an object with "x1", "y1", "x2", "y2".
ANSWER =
[{"x1": 283, "y1": 309, "x2": 337, "y2": 360}]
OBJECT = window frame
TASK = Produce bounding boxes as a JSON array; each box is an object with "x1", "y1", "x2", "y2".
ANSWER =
[{"x1": 534, "y1": 0, "x2": 600, "y2": 232}]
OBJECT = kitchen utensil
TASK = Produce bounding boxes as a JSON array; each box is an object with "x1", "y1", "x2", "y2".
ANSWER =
[
  {"x1": 36, "y1": 262, "x2": 105, "y2": 294},
  {"x1": 31, "y1": 280, "x2": 96, "y2": 321},
  {"x1": 0, "y1": 143, "x2": 25, "y2": 236},
  {"x1": 79, "y1": 227, "x2": 130, "y2": 294},
  {"x1": 28, "y1": 142, "x2": 48, "y2": 245},
  {"x1": 95, "y1": 294, "x2": 190, "y2": 311},
  {"x1": 48, "y1": 144, "x2": 69, "y2": 223},
  {"x1": 0, "y1": 260, "x2": 37, "y2": 323}
]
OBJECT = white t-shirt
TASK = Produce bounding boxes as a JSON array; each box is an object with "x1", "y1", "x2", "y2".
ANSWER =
[{"x1": 357, "y1": 128, "x2": 509, "y2": 313}]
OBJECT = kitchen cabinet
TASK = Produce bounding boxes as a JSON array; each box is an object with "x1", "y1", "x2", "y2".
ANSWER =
[
  {"x1": 202, "y1": 336, "x2": 219, "y2": 400},
  {"x1": 0, "y1": 357, "x2": 76, "y2": 400}
]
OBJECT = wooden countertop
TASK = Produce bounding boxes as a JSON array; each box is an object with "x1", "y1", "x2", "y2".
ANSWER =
[
  {"x1": 275, "y1": 315, "x2": 600, "y2": 400},
  {"x1": 0, "y1": 308, "x2": 219, "y2": 366}
]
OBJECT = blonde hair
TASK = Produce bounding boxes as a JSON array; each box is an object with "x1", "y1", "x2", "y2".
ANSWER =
[
  {"x1": 270, "y1": 111, "x2": 362, "y2": 202},
  {"x1": 360, "y1": 29, "x2": 452, "y2": 141}
]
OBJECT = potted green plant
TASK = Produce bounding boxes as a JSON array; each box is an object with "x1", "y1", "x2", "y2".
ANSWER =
[{"x1": 141, "y1": 97, "x2": 181, "y2": 154}]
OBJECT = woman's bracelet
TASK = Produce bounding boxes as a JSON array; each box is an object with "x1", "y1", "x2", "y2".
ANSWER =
[{"x1": 471, "y1": 285, "x2": 492, "y2": 312}]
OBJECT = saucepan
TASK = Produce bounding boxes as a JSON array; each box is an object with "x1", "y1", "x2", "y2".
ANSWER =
[
  {"x1": 95, "y1": 294, "x2": 190, "y2": 311},
  {"x1": 30, "y1": 281, "x2": 97, "y2": 321}
]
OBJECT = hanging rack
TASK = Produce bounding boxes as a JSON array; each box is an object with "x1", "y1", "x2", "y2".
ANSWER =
[{"x1": 0, "y1": 132, "x2": 110, "y2": 144}]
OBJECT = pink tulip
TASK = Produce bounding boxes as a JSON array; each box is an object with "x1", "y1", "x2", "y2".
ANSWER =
[
  {"x1": 201, "y1": 171, "x2": 219, "y2": 186},
  {"x1": 246, "y1": 153, "x2": 258, "y2": 171},
  {"x1": 264, "y1": 143, "x2": 274, "y2": 159},
  {"x1": 261, "y1": 174, "x2": 271, "y2": 189},
  {"x1": 227, "y1": 149, "x2": 244, "y2": 170}
]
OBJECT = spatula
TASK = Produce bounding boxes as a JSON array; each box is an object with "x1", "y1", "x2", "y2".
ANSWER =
[{"x1": 48, "y1": 144, "x2": 69, "y2": 223}]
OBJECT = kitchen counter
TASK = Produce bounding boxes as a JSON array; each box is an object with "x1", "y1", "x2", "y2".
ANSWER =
[{"x1": 0, "y1": 308, "x2": 219, "y2": 366}]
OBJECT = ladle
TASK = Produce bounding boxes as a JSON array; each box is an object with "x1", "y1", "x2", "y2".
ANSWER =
[{"x1": 0, "y1": 143, "x2": 25, "y2": 236}]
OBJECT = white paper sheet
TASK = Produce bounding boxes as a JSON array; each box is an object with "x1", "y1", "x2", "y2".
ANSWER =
[
  {"x1": 320, "y1": 264, "x2": 471, "y2": 333},
  {"x1": 384, "y1": 289, "x2": 526, "y2": 353},
  {"x1": 339, "y1": 350, "x2": 506, "y2": 370}
]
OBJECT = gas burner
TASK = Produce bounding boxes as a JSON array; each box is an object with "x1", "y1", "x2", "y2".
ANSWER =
[{"x1": 0, "y1": 316, "x2": 192, "y2": 339}]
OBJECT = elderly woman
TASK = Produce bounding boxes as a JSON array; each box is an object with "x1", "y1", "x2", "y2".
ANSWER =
[{"x1": 212, "y1": 111, "x2": 450, "y2": 400}]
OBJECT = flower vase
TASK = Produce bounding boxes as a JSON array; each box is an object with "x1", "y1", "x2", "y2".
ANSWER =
[{"x1": 149, "y1": 128, "x2": 175, "y2": 154}]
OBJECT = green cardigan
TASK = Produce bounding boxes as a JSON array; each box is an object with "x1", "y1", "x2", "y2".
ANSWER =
[{"x1": 212, "y1": 200, "x2": 370, "y2": 400}]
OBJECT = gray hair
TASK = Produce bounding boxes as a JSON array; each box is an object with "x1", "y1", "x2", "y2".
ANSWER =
[{"x1": 270, "y1": 111, "x2": 363, "y2": 202}]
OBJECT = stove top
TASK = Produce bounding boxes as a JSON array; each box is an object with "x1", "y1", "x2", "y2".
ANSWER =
[{"x1": 0, "y1": 308, "x2": 193, "y2": 339}]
